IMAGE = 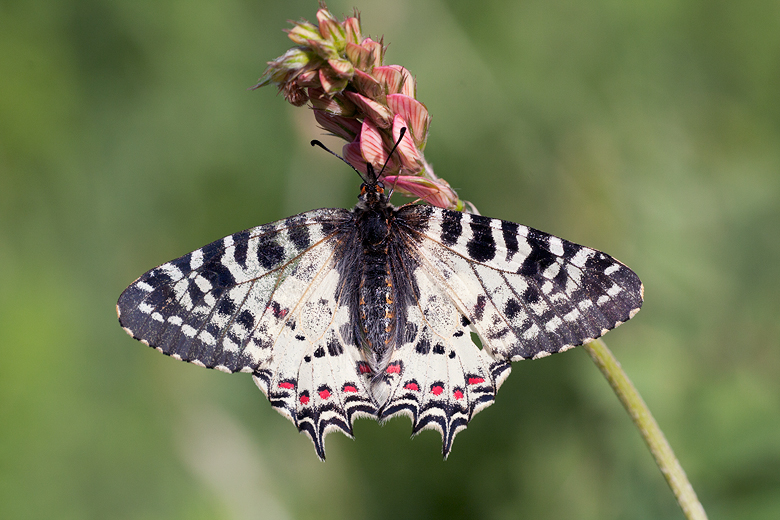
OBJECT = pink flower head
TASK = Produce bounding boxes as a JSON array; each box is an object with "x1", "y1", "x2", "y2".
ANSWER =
[{"x1": 254, "y1": 3, "x2": 470, "y2": 211}]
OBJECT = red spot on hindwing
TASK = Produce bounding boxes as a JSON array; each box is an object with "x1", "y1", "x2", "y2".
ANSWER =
[
  {"x1": 404, "y1": 382, "x2": 419, "y2": 391},
  {"x1": 386, "y1": 363, "x2": 401, "y2": 374},
  {"x1": 319, "y1": 389, "x2": 331, "y2": 400},
  {"x1": 431, "y1": 385, "x2": 444, "y2": 396},
  {"x1": 357, "y1": 362, "x2": 372, "y2": 374},
  {"x1": 278, "y1": 382, "x2": 295, "y2": 389},
  {"x1": 299, "y1": 393, "x2": 310, "y2": 405},
  {"x1": 266, "y1": 301, "x2": 288, "y2": 319},
  {"x1": 343, "y1": 385, "x2": 358, "y2": 393},
  {"x1": 453, "y1": 389, "x2": 464, "y2": 400},
  {"x1": 467, "y1": 377, "x2": 485, "y2": 385}
]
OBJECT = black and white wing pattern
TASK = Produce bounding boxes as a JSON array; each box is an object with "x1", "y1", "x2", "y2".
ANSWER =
[
  {"x1": 118, "y1": 209, "x2": 379, "y2": 459},
  {"x1": 118, "y1": 179, "x2": 642, "y2": 460},
  {"x1": 376, "y1": 205, "x2": 642, "y2": 456}
]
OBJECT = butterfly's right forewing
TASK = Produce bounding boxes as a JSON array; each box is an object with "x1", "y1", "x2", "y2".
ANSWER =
[{"x1": 396, "y1": 205, "x2": 643, "y2": 362}]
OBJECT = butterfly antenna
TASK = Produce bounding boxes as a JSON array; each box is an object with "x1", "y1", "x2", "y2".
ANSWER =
[
  {"x1": 383, "y1": 127, "x2": 407, "y2": 197},
  {"x1": 310, "y1": 139, "x2": 367, "y2": 183},
  {"x1": 311, "y1": 127, "x2": 407, "y2": 189}
]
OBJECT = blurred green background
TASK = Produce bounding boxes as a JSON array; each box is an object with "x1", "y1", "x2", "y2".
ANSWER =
[{"x1": 2, "y1": 0, "x2": 779, "y2": 518}]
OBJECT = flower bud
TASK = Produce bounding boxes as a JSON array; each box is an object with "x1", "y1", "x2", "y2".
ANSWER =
[
  {"x1": 344, "y1": 92, "x2": 393, "y2": 128},
  {"x1": 360, "y1": 38, "x2": 384, "y2": 69},
  {"x1": 287, "y1": 21, "x2": 324, "y2": 46},
  {"x1": 327, "y1": 58, "x2": 354, "y2": 79},
  {"x1": 295, "y1": 69, "x2": 321, "y2": 88},
  {"x1": 283, "y1": 82, "x2": 309, "y2": 106},
  {"x1": 316, "y1": 8, "x2": 346, "y2": 51},
  {"x1": 252, "y1": 47, "x2": 319, "y2": 90},
  {"x1": 318, "y1": 68, "x2": 348, "y2": 94},
  {"x1": 343, "y1": 15, "x2": 362, "y2": 45},
  {"x1": 314, "y1": 110, "x2": 362, "y2": 141},
  {"x1": 309, "y1": 88, "x2": 357, "y2": 116},
  {"x1": 346, "y1": 42, "x2": 375, "y2": 72}
]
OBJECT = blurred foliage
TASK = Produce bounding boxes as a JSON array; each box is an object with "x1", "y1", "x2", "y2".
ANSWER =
[{"x1": 1, "y1": 0, "x2": 779, "y2": 519}]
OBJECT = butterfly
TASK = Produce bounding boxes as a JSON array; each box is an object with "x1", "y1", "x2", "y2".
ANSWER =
[{"x1": 117, "y1": 156, "x2": 643, "y2": 460}]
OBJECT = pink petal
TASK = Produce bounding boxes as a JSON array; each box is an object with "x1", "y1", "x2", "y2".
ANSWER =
[
  {"x1": 381, "y1": 175, "x2": 427, "y2": 197},
  {"x1": 342, "y1": 140, "x2": 368, "y2": 175},
  {"x1": 352, "y1": 69, "x2": 382, "y2": 100},
  {"x1": 374, "y1": 65, "x2": 415, "y2": 96},
  {"x1": 395, "y1": 68, "x2": 416, "y2": 98},
  {"x1": 384, "y1": 176, "x2": 457, "y2": 209},
  {"x1": 344, "y1": 91, "x2": 393, "y2": 128},
  {"x1": 392, "y1": 115, "x2": 423, "y2": 172},
  {"x1": 387, "y1": 94, "x2": 430, "y2": 147},
  {"x1": 359, "y1": 119, "x2": 391, "y2": 171},
  {"x1": 327, "y1": 58, "x2": 354, "y2": 78},
  {"x1": 372, "y1": 66, "x2": 403, "y2": 95}
]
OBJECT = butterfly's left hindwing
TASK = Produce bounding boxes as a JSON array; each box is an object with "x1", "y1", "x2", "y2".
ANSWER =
[{"x1": 251, "y1": 265, "x2": 378, "y2": 459}]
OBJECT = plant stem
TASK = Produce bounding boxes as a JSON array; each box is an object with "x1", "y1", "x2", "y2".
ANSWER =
[{"x1": 582, "y1": 338, "x2": 708, "y2": 520}]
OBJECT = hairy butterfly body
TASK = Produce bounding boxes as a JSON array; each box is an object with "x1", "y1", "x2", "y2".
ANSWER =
[{"x1": 118, "y1": 169, "x2": 643, "y2": 460}]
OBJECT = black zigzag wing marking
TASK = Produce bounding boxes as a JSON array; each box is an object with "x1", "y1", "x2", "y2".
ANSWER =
[
  {"x1": 395, "y1": 205, "x2": 643, "y2": 362},
  {"x1": 117, "y1": 208, "x2": 352, "y2": 374}
]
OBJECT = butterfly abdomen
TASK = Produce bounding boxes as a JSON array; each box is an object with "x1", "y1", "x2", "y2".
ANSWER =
[
  {"x1": 357, "y1": 210, "x2": 396, "y2": 359},
  {"x1": 359, "y1": 249, "x2": 396, "y2": 355}
]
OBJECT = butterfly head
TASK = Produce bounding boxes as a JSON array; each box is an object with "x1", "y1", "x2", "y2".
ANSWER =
[
  {"x1": 357, "y1": 168, "x2": 389, "y2": 209},
  {"x1": 310, "y1": 127, "x2": 407, "y2": 211}
]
